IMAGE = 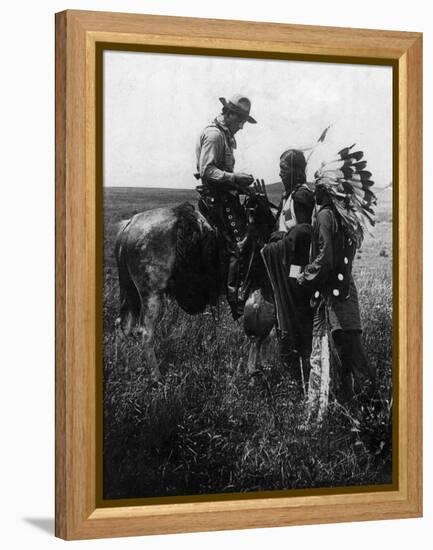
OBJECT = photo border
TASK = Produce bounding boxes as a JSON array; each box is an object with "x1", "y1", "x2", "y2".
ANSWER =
[
  {"x1": 55, "y1": 10, "x2": 422, "y2": 539},
  {"x1": 95, "y1": 41, "x2": 398, "y2": 508}
]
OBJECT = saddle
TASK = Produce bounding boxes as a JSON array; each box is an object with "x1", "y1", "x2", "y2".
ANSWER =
[{"x1": 196, "y1": 186, "x2": 276, "y2": 318}]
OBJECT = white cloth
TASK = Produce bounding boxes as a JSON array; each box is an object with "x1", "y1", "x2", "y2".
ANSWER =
[
  {"x1": 305, "y1": 333, "x2": 330, "y2": 424},
  {"x1": 277, "y1": 194, "x2": 297, "y2": 232}
]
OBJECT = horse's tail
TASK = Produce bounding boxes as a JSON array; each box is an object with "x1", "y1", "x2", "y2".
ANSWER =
[{"x1": 114, "y1": 219, "x2": 141, "y2": 333}]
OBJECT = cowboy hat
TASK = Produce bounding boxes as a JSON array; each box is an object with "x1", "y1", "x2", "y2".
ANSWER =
[{"x1": 219, "y1": 94, "x2": 257, "y2": 124}]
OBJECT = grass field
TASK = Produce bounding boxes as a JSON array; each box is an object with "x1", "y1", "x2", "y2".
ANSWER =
[{"x1": 103, "y1": 185, "x2": 393, "y2": 500}]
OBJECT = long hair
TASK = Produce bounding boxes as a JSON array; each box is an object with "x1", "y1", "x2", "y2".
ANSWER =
[{"x1": 280, "y1": 149, "x2": 307, "y2": 188}]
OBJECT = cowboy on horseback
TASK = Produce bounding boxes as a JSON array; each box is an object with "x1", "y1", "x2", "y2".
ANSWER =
[{"x1": 195, "y1": 94, "x2": 257, "y2": 319}]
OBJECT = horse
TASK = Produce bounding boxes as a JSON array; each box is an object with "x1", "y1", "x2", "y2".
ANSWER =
[{"x1": 113, "y1": 189, "x2": 277, "y2": 380}]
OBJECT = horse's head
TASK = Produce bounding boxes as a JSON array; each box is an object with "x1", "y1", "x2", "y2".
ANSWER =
[
  {"x1": 243, "y1": 191, "x2": 276, "y2": 245},
  {"x1": 235, "y1": 182, "x2": 277, "y2": 301}
]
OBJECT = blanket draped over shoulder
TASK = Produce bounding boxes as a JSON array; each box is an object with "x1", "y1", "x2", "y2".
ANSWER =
[{"x1": 261, "y1": 223, "x2": 312, "y2": 352}]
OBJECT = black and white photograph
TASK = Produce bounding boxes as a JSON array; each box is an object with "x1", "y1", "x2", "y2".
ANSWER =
[{"x1": 102, "y1": 49, "x2": 393, "y2": 500}]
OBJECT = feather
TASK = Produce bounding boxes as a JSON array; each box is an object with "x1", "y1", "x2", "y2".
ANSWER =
[
  {"x1": 313, "y1": 143, "x2": 377, "y2": 246},
  {"x1": 326, "y1": 151, "x2": 364, "y2": 166},
  {"x1": 341, "y1": 165, "x2": 356, "y2": 179},
  {"x1": 347, "y1": 150, "x2": 364, "y2": 161},
  {"x1": 359, "y1": 170, "x2": 373, "y2": 180},
  {"x1": 363, "y1": 204, "x2": 376, "y2": 214},
  {"x1": 363, "y1": 189, "x2": 376, "y2": 205},
  {"x1": 316, "y1": 176, "x2": 339, "y2": 187},
  {"x1": 338, "y1": 144, "x2": 356, "y2": 157},
  {"x1": 320, "y1": 169, "x2": 346, "y2": 180},
  {"x1": 353, "y1": 160, "x2": 367, "y2": 171},
  {"x1": 323, "y1": 159, "x2": 346, "y2": 170},
  {"x1": 360, "y1": 209, "x2": 375, "y2": 226},
  {"x1": 342, "y1": 181, "x2": 355, "y2": 194},
  {"x1": 318, "y1": 125, "x2": 331, "y2": 143}
]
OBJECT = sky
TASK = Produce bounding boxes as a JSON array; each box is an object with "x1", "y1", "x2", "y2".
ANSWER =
[{"x1": 104, "y1": 50, "x2": 392, "y2": 189}]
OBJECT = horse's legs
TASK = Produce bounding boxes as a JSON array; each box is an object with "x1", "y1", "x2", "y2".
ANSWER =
[
  {"x1": 114, "y1": 312, "x2": 134, "y2": 373},
  {"x1": 247, "y1": 337, "x2": 263, "y2": 375},
  {"x1": 139, "y1": 292, "x2": 162, "y2": 381},
  {"x1": 243, "y1": 289, "x2": 275, "y2": 377},
  {"x1": 114, "y1": 317, "x2": 125, "y2": 372}
]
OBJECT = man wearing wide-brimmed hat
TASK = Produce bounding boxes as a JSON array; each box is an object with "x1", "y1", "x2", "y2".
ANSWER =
[{"x1": 195, "y1": 94, "x2": 257, "y2": 319}]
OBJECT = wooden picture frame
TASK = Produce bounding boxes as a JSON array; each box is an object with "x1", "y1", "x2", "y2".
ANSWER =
[{"x1": 55, "y1": 9, "x2": 422, "y2": 540}]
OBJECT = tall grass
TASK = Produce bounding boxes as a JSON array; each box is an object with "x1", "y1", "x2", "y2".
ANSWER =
[
  {"x1": 103, "y1": 187, "x2": 393, "y2": 499},
  {"x1": 103, "y1": 257, "x2": 392, "y2": 499}
]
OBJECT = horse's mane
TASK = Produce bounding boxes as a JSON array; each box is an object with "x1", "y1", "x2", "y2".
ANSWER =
[
  {"x1": 172, "y1": 202, "x2": 201, "y2": 267},
  {"x1": 169, "y1": 202, "x2": 219, "y2": 314},
  {"x1": 169, "y1": 197, "x2": 276, "y2": 314},
  {"x1": 241, "y1": 195, "x2": 276, "y2": 299}
]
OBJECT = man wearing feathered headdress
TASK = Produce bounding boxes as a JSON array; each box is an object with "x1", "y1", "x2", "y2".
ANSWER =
[{"x1": 297, "y1": 144, "x2": 376, "y2": 423}]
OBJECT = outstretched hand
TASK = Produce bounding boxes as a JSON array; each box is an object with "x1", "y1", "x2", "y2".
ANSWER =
[
  {"x1": 253, "y1": 178, "x2": 267, "y2": 197},
  {"x1": 234, "y1": 172, "x2": 254, "y2": 187}
]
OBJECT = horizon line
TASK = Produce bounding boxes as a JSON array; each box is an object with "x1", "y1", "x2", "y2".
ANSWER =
[{"x1": 104, "y1": 181, "x2": 392, "y2": 191}]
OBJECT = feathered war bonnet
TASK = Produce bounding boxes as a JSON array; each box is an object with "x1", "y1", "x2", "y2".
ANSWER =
[{"x1": 313, "y1": 144, "x2": 377, "y2": 248}]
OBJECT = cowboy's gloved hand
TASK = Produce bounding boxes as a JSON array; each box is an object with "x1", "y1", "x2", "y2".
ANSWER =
[{"x1": 234, "y1": 173, "x2": 254, "y2": 187}]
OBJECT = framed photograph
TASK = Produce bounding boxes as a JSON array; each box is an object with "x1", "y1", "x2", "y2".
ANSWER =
[{"x1": 55, "y1": 10, "x2": 422, "y2": 540}]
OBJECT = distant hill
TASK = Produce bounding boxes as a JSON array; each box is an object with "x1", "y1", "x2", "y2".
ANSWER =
[
  {"x1": 104, "y1": 182, "x2": 285, "y2": 211},
  {"x1": 104, "y1": 181, "x2": 392, "y2": 217},
  {"x1": 264, "y1": 181, "x2": 283, "y2": 193},
  {"x1": 264, "y1": 182, "x2": 284, "y2": 205}
]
